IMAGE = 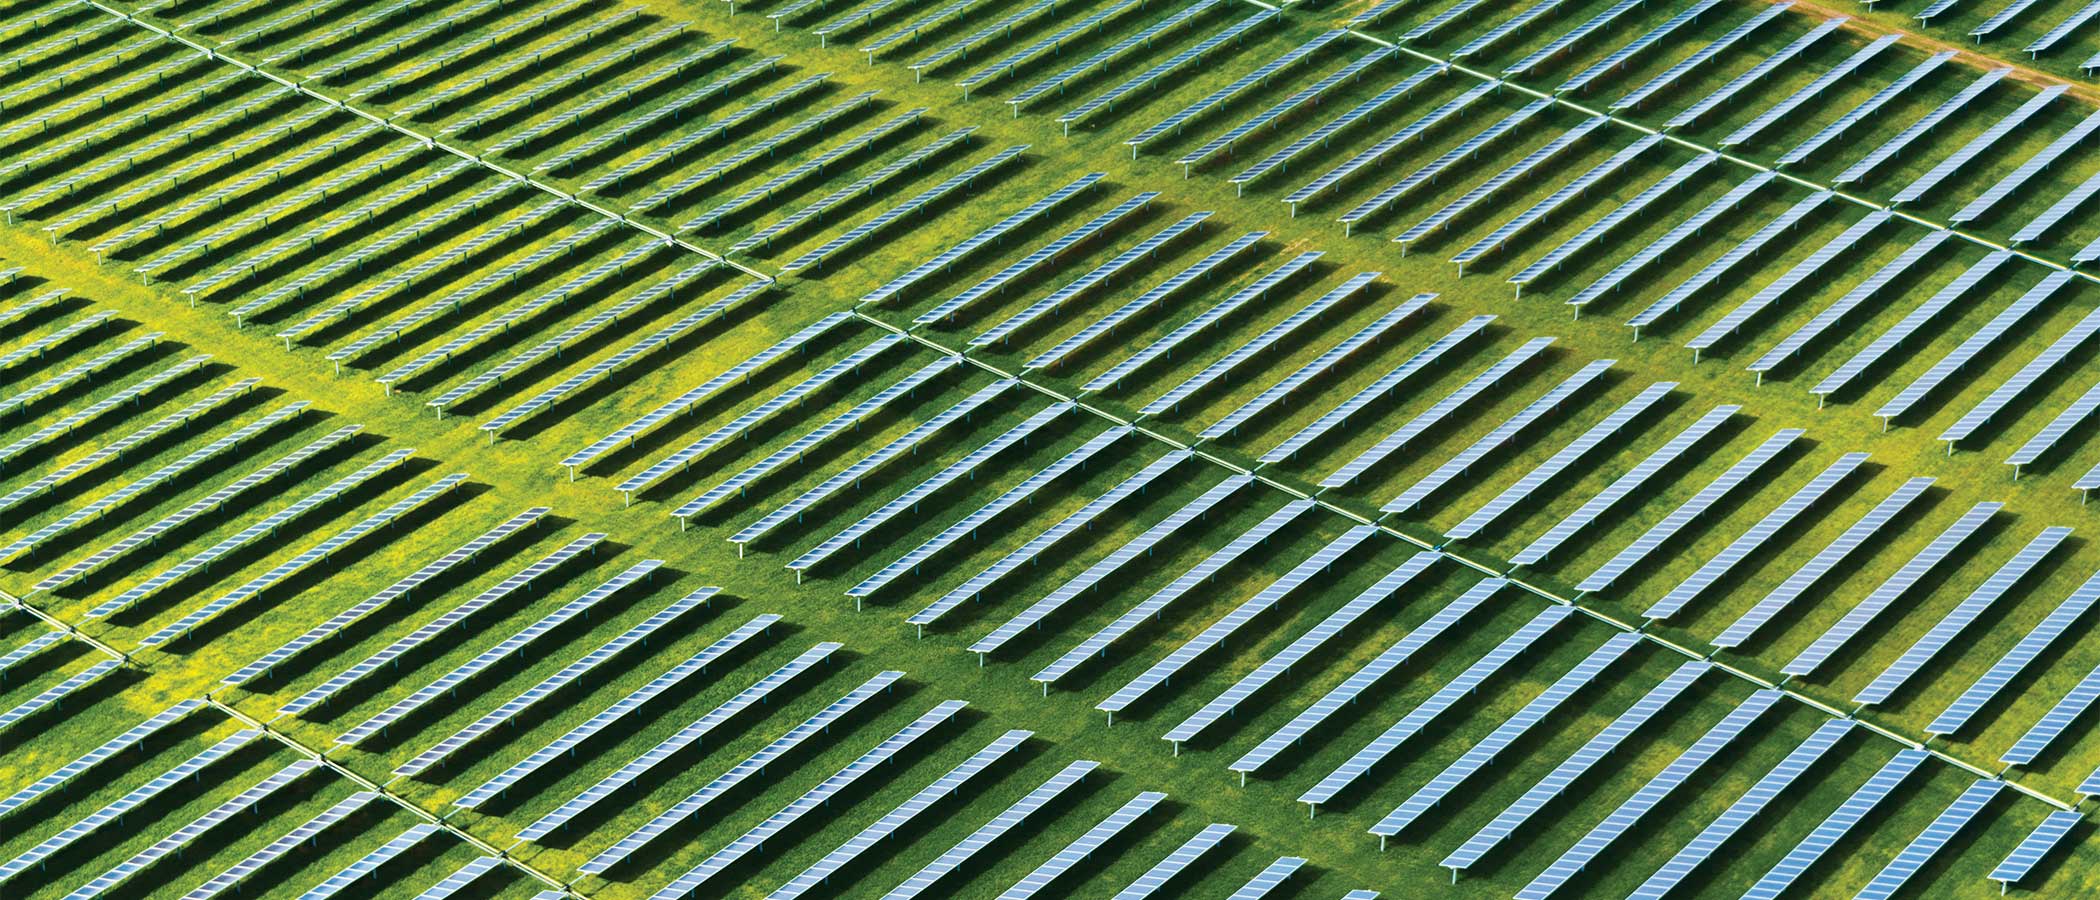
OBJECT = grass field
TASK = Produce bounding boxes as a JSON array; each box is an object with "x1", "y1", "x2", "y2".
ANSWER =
[{"x1": 7, "y1": 0, "x2": 2100, "y2": 897}]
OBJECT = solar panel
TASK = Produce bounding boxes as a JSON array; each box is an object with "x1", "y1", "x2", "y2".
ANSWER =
[
  {"x1": 1515, "y1": 690, "x2": 1784, "y2": 899},
  {"x1": 1712, "y1": 476, "x2": 1936, "y2": 647},
  {"x1": 1402, "y1": 0, "x2": 1489, "y2": 42},
  {"x1": 619, "y1": 336, "x2": 907, "y2": 500},
  {"x1": 68, "y1": 760, "x2": 320, "y2": 900},
  {"x1": 1513, "y1": 153, "x2": 1721, "y2": 288},
  {"x1": 860, "y1": 173, "x2": 1105, "y2": 307},
  {"x1": 1305, "y1": 605, "x2": 1572, "y2": 808},
  {"x1": 1026, "y1": 231, "x2": 1269, "y2": 370},
  {"x1": 1568, "y1": 174, "x2": 1772, "y2": 309},
  {"x1": 580, "y1": 671, "x2": 903, "y2": 874},
  {"x1": 561, "y1": 313, "x2": 855, "y2": 473},
  {"x1": 911, "y1": 450, "x2": 1186, "y2": 626},
  {"x1": 1782, "y1": 51, "x2": 1953, "y2": 166},
  {"x1": 1971, "y1": 0, "x2": 2045, "y2": 37},
  {"x1": 337, "y1": 559, "x2": 663, "y2": 747},
  {"x1": 2030, "y1": 0, "x2": 2100, "y2": 50},
  {"x1": 137, "y1": 472, "x2": 467, "y2": 649},
  {"x1": 1283, "y1": 81, "x2": 1496, "y2": 210},
  {"x1": 517, "y1": 640, "x2": 836, "y2": 842},
  {"x1": 412, "y1": 857, "x2": 506, "y2": 900},
  {"x1": 736, "y1": 128, "x2": 978, "y2": 254},
  {"x1": 1376, "y1": 632, "x2": 1642, "y2": 835},
  {"x1": 771, "y1": 728, "x2": 1031, "y2": 899},
  {"x1": 1448, "y1": 382, "x2": 1673, "y2": 542},
  {"x1": 1613, "y1": 2, "x2": 1792, "y2": 111},
  {"x1": 1750, "y1": 229, "x2": 1953, "y2": 375},
  {"x1": 1102, "y1": 527, "x2": 1379, "y2": 716},
  {"x1": 1687, "y1": 212, "x2": 1893, "y2": 354},
  {"x1": 1170, "y1": 552, "x2": 1440, "y2": 746},
  {"x1": 975, "y1": 213, "x2": 1212, "y2": 348},
  {"x1": 1955, "y1": 108, "x2": 2100, "y2": 224},
  {"x1": 2012, "y1": 379, "x2": 2100, "y2": 470},
  {"x1": 1323, "y1": 337, "x2": 1555, "y2": 489},
  {"x1": 883, "y1": 760, "x2": 1099, "y2": 899},
  {"x1": 1512, "y1": 404, "x2": 1739, "y2": 566},
  {"x1": 1578, "y1": 428, "x2": 1803, "y2": 592},
  {"x1": 1878, "y1": 271, "x2": 2073, "y2": 424},
  {"x1": 1722, "y1": 33, "x2": 1899, "y2": 147},
  {"x1": 997, "y1": 791, "x2": 1166, "y2": 900},
  {"x1": 1085, "y1": 253, "x2": 1322, "y2": 392},
  {"x1": 851, "y1": 426, "x2": 1132, "y2": 600},
  {"x1": 1205, "y1": 291, "x2": 1429, "y2": 439},
  {"x1": 957, "y1": 0, "x2": 1143, "y2": 95},
  {"x1": 86, "y1": 448, "x2": 420, "y2": 618},
  {"x1": 1111, "y1": 823, "x2": 1235, "y2": 900},
  {"x1": 0, "y1": 332, "x2": 162, "y2": 419},
  {"x1": 1059, "y1": 10, "x2": 1278, "y2": 128},
  {"x1": 1894, "y1": 86, "x2": 2065, "y2": 205},
  {"x1": 0, "y1": 631, "x2": 62, "y2": 676},
  {"x1": 630, "y1": 91, "x2": 882, "y2": 214},
  {"x1": 1129, "y1": 31, "x2": 1343, "y2": 150},
  {"x1": 1396, "y1": 118, "x2": 1607, "y2": 246},
  {"x1": 0, "y1": 659, "x2": 121, "y2": 736},
  {"x1": 2004, "y1": 658, "x2": 2100, "y2": 765},
  {"x1": 1664, "y1": 17, "x2": 1847, "y2": 129},
  {"x1": 784, "y1": 145, "x2": 1030, "y2": 272},
  {"x1": 1452, "y1": 136, "x2": 1661, "y2": 269},
  {"x1": 1840, "y1": 68, "x2": 2010, "y2": 186},
  {"x1": 1454, "y1": 0, "x2": 1569, "y2": 58},
  {"x1": 2017, "y1": 168, "x2": 2100, "y2": 244},
  {"x1": 1627, "y1": 718, "x2": 1857, "y2": 899},
  {"x1": 1144, "y1": 272, "x2": 1381, "y2": 416},
  {"x1": 1231, "y1": 64, "x2": 1447, "y2": 188},
  {"x1": 1815, "y1": 251, "x2": 2013, "y2": 399},
  {"x1": 453, "y1": 612, "x2": 779, "y2": 809},
  {"x1": 1645, "y1": 452, "x2": 1867, "y2": 620},
  {"x1": 688, "y1": 110, "x2": 928, "y2": 232},
  {"x1": 1558, "y1": 0, "x2": 1723, "y2": 93},
  {"x1": 397, "y1": 587, "x2": 718, "y2": 777},
  {"x1": 1627, "y1": 191, "x2": 1833, "y2": 335},
  {"x1": 1860, "y1": 778, "x2": 2008, "y2": 900},
  {"x1": 920, "y1": 192, "x2": 1161, "y2": 326},
  {"x1": 277, "y1": 532, "x2": 604, "y2": 715},
  {"x1": 1931, "y1": 566, "x2": 2100, "y2": 736},
  {"x1": 1008, "y1": 0, "x2": 1225, "y2": 108},
  {"x1": 1343, "y1": 101, "x2": 1549, "y2": 231},
  {"x1": 183, "y1": 792, "x2": 383, "y2": 900},
  {"x1": 1178, "y1": 47, "x2": 1396, "y2": 170},
  {"x1": 674, "y1": 356, "x2": 963, "y2": 520},
  {"x1": 1387, "y1": 360, "x2": 1615, "y2": 513},
  {"x1": 1992, "y1": 809, "x2": 2082, "y2": 886},
  {"x1": 0, "y1": 729, "x2": 262, "y2": 884},
  {"x1": 1232, "y1": 577, "x2": 1504, "y2": 774},
  {"x1": 1441, "y1": 661, "x2": 1711, "y2": 870},
  {"x1": 1945, "y1": 303, "x2": 2100, "y2": 444},
  {"x1": 1226, "y1": 857, "x2": 1305, "y2": 900},
  {"x1": 971, "y1": 475, "x2": 1252, "y2": 656},
  {"x1": 730, "y1": 380, "x2": 1018, "y2": 546},
  {"x1": 0, "y1": 700, "x2": 202, "y2": 822},
  {"x1": 1036, "y1": 500, "x2": 1315, "y2": 686},
  {"x1": 791, "y1": 402, "x2": 1073, "y2": 570},
  {"x1": 656, "y1": 700, "x2": 969, "y2": 898},
  {"x1": 1741, "y1": 749, "x2": 1931, "y2": 900},
  {"x1": 300, "y1": 823, "x2": 445, "y2": 900},
  {"x1": 1265, "y1": 316, "x2": 1494, "y2": 465}
]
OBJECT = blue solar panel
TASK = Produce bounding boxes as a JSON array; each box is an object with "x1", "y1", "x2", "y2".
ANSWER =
[
  {"x1": 1749, "y1": 230, "x2": 1953, "y2": 376},
  {"x1": 1857, "y1": 778, "x2": 2006, "y2": 900},
  {"x1": 1322, "y1": 338, "x2": 1555, "y2": 489},
  {"x1": 1578, "y1": 429, "x2": 1803, "y2": 593},
  {"x1": 581, "y1": 671, "x2": 903, "y2": 874},
  {"x1": 1086, "y1": 253, "x2": 1322, "y2": 392},
  {"x1": 1178, "y1": 47, "x2": 1395, "y2": 169},
  {"x1": 1838, "y1": 67, "x2": 2009, "y2": 185},
  {"x1": 1387, "y1": 360, "x2": 1615, "y2": 514},
  {"x1": 998, "y1": 791, "x2": 1165, "y2": 899},
  {"x1": 1568, "y1": 174, "x2": 1772, "y2": 310},
  {"x1": 1931, "y1": 568, "x2": 2100, "y2": 736},
  {"x1": 1446, "y1": 382, "x2": 1673, "y2": 541},
  {"x1": 1954, "y1": 108, "x2": 2100, "y2": 224},
  {"x1": 1376, "y1": 632, "x2": 1642, "y2": 836},
  {"x1": 300, "y1": 823, "x2": 445, "y2": 900},
  {"x1": 1303, "y1": 606, "x2": 1572, "y2": 808},
  {"x1": 1343, "y1": 101, "x2": 1549, "y2": 231},
  {"x1": 1515, "y1": 690, "x2": 1784, "y2": 899},
  {"x1": 1283, "y1": 81, "x2": 1497, "y2": 210},
  {"x1": 976, "y1": 213, "x2": 1212, "y2": 348},
  {"x1": 1441, "y1": 661, "x2": 1711, "y2": 871},
  {"x1": 1613, "y1": 3, "x2": 1791, "y2": 110},
  {"x1": 1060, "y1": 10, "x2": 1278, "y2": 127},
  {"x1": 1395, "y1": 118, "x2": 1607, "y2": 246},
  {"x1": 1111, "y1": 823, "x2": 1235, "y2": 899},
  {"x1": 1205, "y1": 293, "x2": 1432, "y2": 440},
  {"x1": 919, "y1": 193, "x2": 1160, "y2": 325},
  {"x1": 1856, "y1": 524, "x2": 2070, "y2": 708},
  {"x1": 1894, "y1": 86, "x2": 2064, "y2": 205},
  {"x1": 69, "y1": 760, "x2": 320, "y2": 900},
  {"x1": 2004, "y1": 658, "x2": 2100, "y2": 765},
  {"x1": 1943, "y1": 305, "x2": 2100, "y2": 445},
  {"x1": 1129, "y1": 32, "x2": 1343, "y2": 150},
  {"x1": 1005, "y1": 0, "x2": 1222, "y2": 105},
  {"x1": 1559, "y1": 0, "x2": 1723, "y2": 93},
  {"x1": 1512, "y1": 404, "x2": 1739, "y2": 566},
  {"x1": 413, "y1": 857, "x2": 507, "y2": 900},
  {"x1": 1664, "y1": 17, "x2": 1847, "y2": 129},
  {"x1": 1026, "y1": 231, "x2": 1269, "y2": 370},
  {"x1": 0, "y1": 659, "x2": 121, "y2": 736},
  {"x1": 184, "y1": 792, "x2": 382, "y2": 900},
  {"x1": 1877, "y1": 271, "x2": 2073, "y2": 425},
  {"x1": 1145, "y1": 273, "x2": 1381, "y2": 416},
  {"x1": 883, "y1": 760, "x2": 1098, "y2": 899},
  {"x1": 1035, "y1": 499, "x2": 1315, "y2": 686},
  {"x1": 1452, "y1": 137, "x2": 1660, "y2": 269},
  {"x1": 1231, "y1": 64, "x2": 1447, "y2": 188},
  {"x1": 517, "y1": 640, "x2": 835, "y2": 842},
  {"x1": 1990, "y1": 809, "x2": 2082, "y2": 885},
  {"x1": 861, "y1": 174, "x2": 1105, "y2": 307},
  {"x1": 0, "y1": 700, "x2": 202, "y2": 822},
  {"x1": 1782, "y1": 51, "x2": 1952, "y2": 166},
  {"x1": 1232, "y1": 577, "x2": 1504, "y2": 774},
  {"x1": 1722, "y1": 34, "x2": 1899, "y2": 147},
  {"x1": 1510, "y1": 155, "x2": 1718, "y2": 288},
  {"x1": 784, "y1": 146, "x2": 1029, "y2": 272},
  {"x1": 1627, "y1": 718, "x2": 1856, "y2": 899},
  {"x1": 1627, "y1": 191, "x2": 1833, "y2": 335},
  {"x1": 1814, "y1": 251, "x2": 2013, "y2": 400},
  {"x1": 1713, "y1": 476, "x2": 1934, "y2": 648},
  {"x1": 1742, "y1": 749, "x2": 1932, "y2": 900},
  {"x1": 1226, "y1": 857, "x2": 1306, "y2": 900},
  {"x1": 1645, "y1": 452, "x2": 1866, "y2": 620},
  {"x1": 1168, "y1": 553, "x2": 1441, "y2": 746},
  {"x1": 1687, "y1": 212, "x2": 1893, "y2": 355},
  {"x1": 1783, "y1": 500, "x2": 2000, "y2": 678}
]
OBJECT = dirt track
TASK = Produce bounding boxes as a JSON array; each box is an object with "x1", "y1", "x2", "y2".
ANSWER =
[{"x1": 1762, "y1": 0, "x2": 2100, "y2": 105}]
